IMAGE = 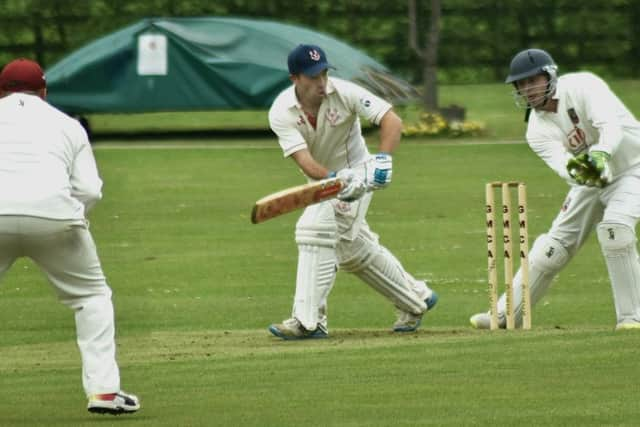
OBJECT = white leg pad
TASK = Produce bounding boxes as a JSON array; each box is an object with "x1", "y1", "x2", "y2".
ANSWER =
[
  {"x1": 337, "y1": 228, "x2": 427, "y2": 315},
  {"x1": 596, "y1": 222, "x2": 640, "y2": 323},
  {"x1": 497, "y1": 234, "x2": 570, "y2": 326},
  {"x1": 292, "y1": 210, "x2": 338, "y2": 331}
]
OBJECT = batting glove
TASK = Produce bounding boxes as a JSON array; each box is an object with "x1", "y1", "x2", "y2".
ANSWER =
[
  {"x1": 372, "y1": 153, "x2": 392, "y2": 189},
  {"x1": 336, "y1": 168, "x2": 367, "y2": 202}
]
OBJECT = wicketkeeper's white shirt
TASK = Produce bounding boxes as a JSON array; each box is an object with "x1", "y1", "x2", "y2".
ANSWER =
[
  {"x1": 0, "y1": 93, "x2": 102, "y2": 219},
  {"x1": 526, "y1": 72, "x2": 640, "y2": 182},
  {"x1": 269, "y1": 77, "x2": 392, "y2": 173}
]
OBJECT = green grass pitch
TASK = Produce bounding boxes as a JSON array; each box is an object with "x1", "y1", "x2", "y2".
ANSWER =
[{"x1": 1, "y1": 140, "x2": 640, "y2": 426}]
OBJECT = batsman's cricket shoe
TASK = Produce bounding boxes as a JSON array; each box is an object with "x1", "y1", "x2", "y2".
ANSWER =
[
  {"x1": 268, "y1": 318, "x2": 328, "y2": 340},
  {"x1": 615, "y1": 321, "x2": 640, "y2": 331},
  {"x1": 393, "y1": 290, "x2": 439, "y2": 332},
  {"x1": 469, "y1": 312, "x2": 506, "y2": 329},
  {"x1": 88, "y1": 391, "x2": 140, "y2": 415}
]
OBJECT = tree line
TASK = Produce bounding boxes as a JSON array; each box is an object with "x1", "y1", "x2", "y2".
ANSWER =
[{"x1": 1, "y1": 0, "x2": 639, "y2": 85}]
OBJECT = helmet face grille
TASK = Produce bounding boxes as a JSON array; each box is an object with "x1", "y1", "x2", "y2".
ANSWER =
[
  {"x1": 506, "y1": 49, "x2": 558, "y2": 109},
  {"x1": 511, "y1": 79, "x2": 555, "y2": 109}
]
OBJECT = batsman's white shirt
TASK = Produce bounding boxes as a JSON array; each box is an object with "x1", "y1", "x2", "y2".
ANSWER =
[
  {"x1": 0, "y1": 93, "x2": 102, "y2": 219},
  {"x1": 526, "y1": 72, "x2": 640, "y2": 182},
  {"x1": 269, "y1": 77, "x2": 392, "y2": 172}
]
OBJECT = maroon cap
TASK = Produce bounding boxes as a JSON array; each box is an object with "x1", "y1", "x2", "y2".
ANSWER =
[{"x1": 0, "y1": 58, "x2": 46, "y2": 92}]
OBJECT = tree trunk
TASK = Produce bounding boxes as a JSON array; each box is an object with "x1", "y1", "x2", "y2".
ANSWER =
[{"x1": 408, "y1": 0, "x2": 441, "y2": 112}]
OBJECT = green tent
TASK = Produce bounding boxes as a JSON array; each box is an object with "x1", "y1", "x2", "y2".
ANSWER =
[{"x1": 46, "y1": 17, "x2": 417, "y2": 114}]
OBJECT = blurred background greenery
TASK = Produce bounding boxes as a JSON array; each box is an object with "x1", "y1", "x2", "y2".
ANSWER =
[
  {"x1": 2, "y1": 0, "x2": 640, "y2": 84},
  {"x1": 3, "y1": 0, "x2": 639, "y2": 139}
]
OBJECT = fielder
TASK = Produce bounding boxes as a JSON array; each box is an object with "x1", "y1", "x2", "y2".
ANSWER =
[
  {"x1": 471, "y1": 48, "x2": 640, "y2": 330},
  {"x1": 0, "y1": 59, "x2": 140, "y2": 413},
  {"x1": 267, "y1": 44, "x2": 438, "y2": 339}
]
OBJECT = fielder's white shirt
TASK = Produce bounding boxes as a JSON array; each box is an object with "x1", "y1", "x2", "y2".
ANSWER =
[
  {"x1": 269, "y1": 77, "x2": 392, "y2": 173},
  {"x1": 527, "y1": 72, "x2": 640, "y2": 182},
  {"x1": 0, "y1": 93, "x2": 102, "y2": 220}
]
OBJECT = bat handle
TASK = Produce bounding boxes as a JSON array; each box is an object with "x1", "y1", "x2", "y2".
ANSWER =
[{"x1": 366, "y1": 182, "x2": 380, "y2": 192}]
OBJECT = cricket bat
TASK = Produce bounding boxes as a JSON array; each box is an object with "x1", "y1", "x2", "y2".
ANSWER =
[{"x1": 251, "y1": 177, "x2": 344, "y2": 224}]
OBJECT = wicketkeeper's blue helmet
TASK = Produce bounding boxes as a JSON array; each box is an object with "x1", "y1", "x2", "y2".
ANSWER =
[
  {"x1": 505, "y1": 48, "x2": 557, "y2": 84},
  {"x1": 506, "y1": 48, "x2": 558, "y2": 109}
]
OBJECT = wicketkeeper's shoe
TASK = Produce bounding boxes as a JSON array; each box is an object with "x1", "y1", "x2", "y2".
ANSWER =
[
  {"x1": 268, "y1": 318, "x2": 328, "y2": 340},
  {"x1": 469, "y1": 311, "x2": 506, "y2": 329},
  {"x1": 393, "y1": 290, "x2": 439, "y2": 332},
  {"x1": 615, "y1": 321, "x2": 640, "y2": 331},
  {"x1": 87, "y1": 391, "x2": 140, "y2": 415}
]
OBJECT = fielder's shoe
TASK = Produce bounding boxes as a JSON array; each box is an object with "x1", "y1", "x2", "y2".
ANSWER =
[
  {"x1": 615, "y1": 321, "x2": 640, "y2": 331},
  {"x1": 393, "y1": 291, "x2": 439, "y2": 332},
  {"x1": 469, "y1": 312, "x2": 506, "y2": 329},
  {"x1": 268, "y1": 318, "x2": 328, "y2": 340},
  {"x1": 87, "y1": 391, "x2": 140, "y2": 415}
]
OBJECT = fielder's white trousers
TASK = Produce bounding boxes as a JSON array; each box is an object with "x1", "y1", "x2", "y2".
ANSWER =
[{"x1": 0, "y1": 216, "x2": 120, "y2": 396}]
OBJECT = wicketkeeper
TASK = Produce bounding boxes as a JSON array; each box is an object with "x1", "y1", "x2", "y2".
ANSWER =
[
  {"x1": 267, "y1": 44, "x2": 438, "y2": 339},
  {"x1": 0, "y1": 59, "x2": 140, "y2": 413},
  {"x1": 471, "y1": 48, "x2": 640, "y2": 330}
]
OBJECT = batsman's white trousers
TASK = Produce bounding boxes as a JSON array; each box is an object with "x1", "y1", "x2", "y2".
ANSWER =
[
  {"x1": 0, "y1": 216, "x2": 120, "y2": 396},
  {"x1": 292, "y1": 157, "x2": 428, "y2": 330}
]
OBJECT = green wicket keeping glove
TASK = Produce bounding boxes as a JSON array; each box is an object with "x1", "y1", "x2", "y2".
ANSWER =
[
  {"x1": 566, "y1": 151, "x2": 612, "y2": 188},
  {"x1": 588, "y1": 151, "x2": 612, "y2": 187}
]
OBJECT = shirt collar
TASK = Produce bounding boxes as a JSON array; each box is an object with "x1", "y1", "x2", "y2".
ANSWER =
[{"x1": 284, "y1": 77, "x2": 336, "y2": 110}]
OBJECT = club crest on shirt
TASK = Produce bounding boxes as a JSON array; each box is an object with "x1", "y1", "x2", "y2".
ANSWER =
[
  {"x1": 325, "y1": 108, "x2": 340, "y2": 126},
  {"x1": 296, "y1": 115, "x2": 305, "y2": 127}
]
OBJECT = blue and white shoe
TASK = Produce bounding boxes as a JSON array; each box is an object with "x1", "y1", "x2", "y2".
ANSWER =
[
  {"x1": 393, "y1": 291, "x2": 439, "y2": 332},
  {"x1": 268, "y1": 318, "x2": 328, "y2": 340}
]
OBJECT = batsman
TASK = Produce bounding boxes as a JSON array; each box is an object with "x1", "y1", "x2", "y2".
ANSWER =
[
  {"x1": 471, "y1": 48, "x2": 640, "y2": 330},
  {"x1": 266, "y1": 44, "x2": 438, "y2": 339}
]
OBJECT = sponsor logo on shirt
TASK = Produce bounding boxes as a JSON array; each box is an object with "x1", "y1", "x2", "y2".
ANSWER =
[
  {"x1": 360, "y1": 98, "x2": 371, "y2": 108},
  {"x1": 566, "y1": 107, "x2": 587, "y2": 153},
  {"x1": 567, "y1": 127, "x2": 587, "y2": 153}
]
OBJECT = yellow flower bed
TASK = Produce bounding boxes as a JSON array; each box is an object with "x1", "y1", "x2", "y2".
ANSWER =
[{"x1": 402, "y1": 112, "x2": 486, "y2": 138}]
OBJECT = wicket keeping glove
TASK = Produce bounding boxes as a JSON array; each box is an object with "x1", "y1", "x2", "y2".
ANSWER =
[
  {"x1": 335, "y1": 168, "x2": 367, "y2": 202},
  {"x1": 372, "y1": 153, "x2": 392, "y2": 189},
  {"x1": 567, "y1": 151, "x2": 612, "y2": 188},
  {"x1": 588, "y1": 151, "x2": 612, "y2": 187}
]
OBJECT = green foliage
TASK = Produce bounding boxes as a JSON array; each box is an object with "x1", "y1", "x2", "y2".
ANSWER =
[{"x1": 1, "y1": 0, "x2": 640, "y2": 83}]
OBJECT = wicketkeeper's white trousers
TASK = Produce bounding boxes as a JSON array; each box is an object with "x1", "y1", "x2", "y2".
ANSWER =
[{"x1": 0, "y1": 216, "x2": 120, "y2": 396}]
